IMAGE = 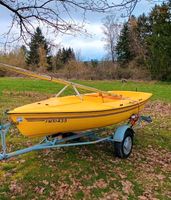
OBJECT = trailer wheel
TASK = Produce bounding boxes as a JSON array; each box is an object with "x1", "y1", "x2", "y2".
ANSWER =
[{"x1": 114, "y1": 129, "x2": 134, "y2": 158}]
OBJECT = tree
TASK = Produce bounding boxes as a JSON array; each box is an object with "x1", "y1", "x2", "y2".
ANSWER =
[
  {"x1": 54, "y1": 47, "x2": 76, "y2": 70},
  {"x1": 62, "y1": 47, "x2": 75, "y2": 63},
  {"x1": 146, "y1": 1, "x2": 171, "y2": 80},
  {"x1": 137, "y1": 13, "x2": 152, "y2": 44},
  {"x1": 91, "y1": 59, "x2": 98, "y2": 67},
  {"x1": 26, "y1": 27, "x2": 51, "y2": 70},
  {"x1": 116, "y1": 0, "x2": 171, "y2": 80},
  {"x1": 0, "y1": 0, "x2": 140, "y2": 44},
  {"x1": 38, "y1": 44, "x2": 49, "y2": 71},
  {"x1": 116, "y1": 22, "x2": 134, "y2": 62},
  {"x1": 102, "y1": 15, "x2": 121, "y2": 63},
  {"x1": 136, "y1": 13, "x2": 151, "y2": 61},
  {"x1": 116, "y1": 14, "x2": 150, "y2": 64}
]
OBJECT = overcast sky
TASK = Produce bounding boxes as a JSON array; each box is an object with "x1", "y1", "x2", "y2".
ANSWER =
[{"x1": 0, "y1": 0, "x2": 159, "y2": 60}]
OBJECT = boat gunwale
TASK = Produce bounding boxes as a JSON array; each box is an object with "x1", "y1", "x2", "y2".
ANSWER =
[
  {"x1": 25, "y1": 103, "x2": 147, "y2": 122},
  {"x1": 8, "y1": 99, "x2": 150, "y2": 116}
]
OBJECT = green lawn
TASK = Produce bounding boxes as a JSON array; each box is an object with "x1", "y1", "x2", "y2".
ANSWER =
[
  {"x1": 0, "y1": 77, "x2": 171, "y2": 200},
  {"x1": 0, "y1": 77, "x2": 171, "y2": 101}
]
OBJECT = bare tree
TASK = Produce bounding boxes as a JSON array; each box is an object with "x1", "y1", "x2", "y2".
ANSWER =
[
  {"x1": 0, "y1": 0, "x2": 139, "y2": 45},
  {"x1": 102, "y1": 15, "x2": 122, "y2": 63}
]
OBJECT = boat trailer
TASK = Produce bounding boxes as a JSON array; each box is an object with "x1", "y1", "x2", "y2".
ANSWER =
[{"x1": 0, "y1": 115, "x2": 152, "y2": 161}]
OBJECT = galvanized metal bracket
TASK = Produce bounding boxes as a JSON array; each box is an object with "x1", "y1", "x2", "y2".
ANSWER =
[
  {"x1": 0, "y1": 123, "x2": 11, "y2": 160},
  {"x1": 55, "y1": 83, "x2": 83, "y2": 101},
  {"x1": 0, "y1": 125, "x2": 114, "y2": 161},
  {"x1": 0, "y1": 115, "x2": 152, "y2": 161}
]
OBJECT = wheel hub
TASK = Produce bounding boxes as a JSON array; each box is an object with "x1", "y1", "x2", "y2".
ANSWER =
[{"x1": 123, "y1": 136, "x2": 132, "y2": 155}]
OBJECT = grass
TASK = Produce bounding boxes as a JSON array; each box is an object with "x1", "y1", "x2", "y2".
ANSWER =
[
  {"x1": 0, "y1": 77, "x2": 171, "y2": 101},
  {"x1": 0, "y1": 77, "x2": 171, "y2": 199}
]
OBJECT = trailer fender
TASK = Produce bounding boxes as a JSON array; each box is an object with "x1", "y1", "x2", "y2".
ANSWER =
[{"x1": 113, "y1": 125, "x2": 133, "y2": 142}]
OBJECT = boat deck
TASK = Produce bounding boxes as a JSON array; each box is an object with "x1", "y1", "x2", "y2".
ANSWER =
[{"x1": 8, "y1": 91, "x2": 152, "y2": 114}]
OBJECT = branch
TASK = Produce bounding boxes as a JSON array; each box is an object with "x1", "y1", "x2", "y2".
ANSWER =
[{"x1": 0, "y1": 0, "x2": 139, "y2": 45}]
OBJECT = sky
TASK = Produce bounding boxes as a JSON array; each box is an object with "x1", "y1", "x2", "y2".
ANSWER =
[
  {"x1": 56, "y1": 0, "x2": 157, "y2": 61},
  {"x1": 0, "y1": 0, "x2": 159, "y2": 61}
]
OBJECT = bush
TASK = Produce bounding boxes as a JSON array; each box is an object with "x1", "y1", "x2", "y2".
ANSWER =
[
  {"x1": 0, "y1": 49, "x2": 151, "y2": 81},
  {"x1": 0, "y1": 47, "x2": 27, "y2": 77}
]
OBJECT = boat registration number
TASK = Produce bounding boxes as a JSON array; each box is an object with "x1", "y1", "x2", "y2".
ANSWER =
[{"x1": 45, "y1": 118, "x2": 67, "y2": 123}]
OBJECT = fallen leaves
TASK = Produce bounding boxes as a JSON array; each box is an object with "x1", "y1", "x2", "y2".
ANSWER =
[
  {"x1": 138, "y1": 196, "x2": 148, "y2": 200},
  {"x1": 35, "y1": 186, "x2": 45, "y2": 194},
  {"x1": 121, "y1": 180, "x2": 133, "y2": 195},
  {"x1": 155, "y1": 174, "x2": 165, "y2": 181},
  {"x1": 42, "y1": 180, "x2": 49, "y2": 185},
  {"x1": 144, "y1": 101, "x2": 171, "y2": 117},
  {"x1": 9, "y1": 180, "x2": 23, "y2": 195},
  {"x1": 0, "y1": 101, "x2": 171, "y2": 199},
  {"x1": 138, "y1": 192, "x2": 160, "y2": 200},
  {"x1": 94, "y1": 179, "x2": 107, "y2": 189},
  {"x1": 54, "y1": 183, "x2": 70, "y2": 199},
  {"x1": 100, "y1": 191, "x2": 120, "y2": 200}
]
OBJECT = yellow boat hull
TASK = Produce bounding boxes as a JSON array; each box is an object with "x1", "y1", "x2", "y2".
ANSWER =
[{"x1": 8, "y1": 91, "x2": 152, "y2": 137}]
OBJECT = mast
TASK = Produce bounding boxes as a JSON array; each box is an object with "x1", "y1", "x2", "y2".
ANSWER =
[{"x1": 0, "y1": 63, "x2": 110, "y2": 95}]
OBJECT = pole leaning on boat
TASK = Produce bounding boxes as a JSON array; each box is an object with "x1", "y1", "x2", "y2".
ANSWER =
[{"x1": 0, "y1": 62, "x2": 110, "y2": 96}]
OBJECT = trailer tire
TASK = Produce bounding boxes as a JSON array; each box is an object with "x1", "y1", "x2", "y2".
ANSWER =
[{"x1": 114, "y1": 128, "x2": 134, "y2": 158}]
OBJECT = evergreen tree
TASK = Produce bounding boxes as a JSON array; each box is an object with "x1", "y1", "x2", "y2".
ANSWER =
[
  {"x1": 20, "y1": 45, "x2": 27, "y2": 57},
  {"x1": 137, "y1": 13, "x2": 151, "y2": 43},
  {"x1": 67, "y1": 47, "x2": 75, "y2": 60},
  {"x1": 54, "y1": 47, "x2": 76, "y2": 70},
  {"x1": 116, "y1": 0, "x2": 171, "y2": 80},
  {"x1": 116, "y1": 15, "x2": 148, "y2": 64},
  {"x1": 91, "y1": 59, "x2": 98, "y2": 67},
  {"x1": 147, "y1": 1, "x2": 171, "y2": 80},
  {"x1": 26, "y1": 27, "x2": 51, "y2": 69},
  {"x1": 128, "y1": 15, "x2": 151, "y2": 63},
  {"x1": 116, "y1": 22, "x2": 134, "y2": 63}
]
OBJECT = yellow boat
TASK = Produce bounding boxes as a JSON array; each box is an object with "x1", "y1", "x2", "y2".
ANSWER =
[
  {"x1": 8, "y1": 91, "x2": 151, "y2": 137},
  {"x1": 0, "y1": 63, "x2": 152, "y2": 138}
]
